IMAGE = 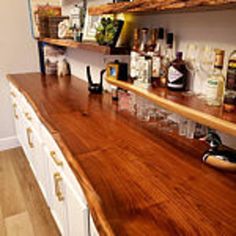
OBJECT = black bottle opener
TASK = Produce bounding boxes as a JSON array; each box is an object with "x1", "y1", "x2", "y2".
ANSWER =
[{"x1": 86, "y1": 66, "x2": 106, "y2": 94}]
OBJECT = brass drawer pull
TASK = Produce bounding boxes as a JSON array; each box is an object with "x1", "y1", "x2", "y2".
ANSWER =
[
  {"x1": 13, "y1": 103, "x2": 19, "y2": 120},
  {"x1": 50, "y1": 151, "x2": 63, "y2": 167},
  {"x1": 24, "y1": 112, "x2": 32, "y2": 121},
  {"x1": 54, "y1": 173, "x2": 64, "y2": 202},
  {"x1": 10, "y1": 91, "x2": 16, "y2": 98},
  {"x1": 26, "y1": 128, "x2": 34, "y2": 148}
]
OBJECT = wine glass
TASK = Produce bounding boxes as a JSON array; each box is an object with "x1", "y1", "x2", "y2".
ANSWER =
[
  {"x1": 185, "y1": 43, "x2": 201, "y2": 96},
  {"x1": 198, "y1": 45, "x2": 215, "y2": 99}
]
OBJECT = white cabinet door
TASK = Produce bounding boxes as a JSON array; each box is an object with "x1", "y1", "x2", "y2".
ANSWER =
[
  {"x1": 48, "y1": 157, "x2": 68, "y2": 236},
  {"x1": 21, "y1": 119, "x2": 34, "y2": 163},
  {"x1": 30, "y1": 130, "x2": 46, "y2": 196},
  {"x1": 11, "y1": 102, "x2": 21, "y2": 142},
  {"x1": 90, "y1": 214, "x2": 99, "y2": 236},
  {"x1": 66, "y1": 181, "x2": 88, "y2": 236}
]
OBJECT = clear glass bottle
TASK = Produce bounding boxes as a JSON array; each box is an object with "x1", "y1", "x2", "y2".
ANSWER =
[
  {"x1": 160, "y1": 33, "x2": 174, "y2": 87},
  {"x1": 206, "y1": 49, "x2": 225, "y2": 107},
  {"x1": 224, "y1": 50, "x2": 236, "y2": 112}
]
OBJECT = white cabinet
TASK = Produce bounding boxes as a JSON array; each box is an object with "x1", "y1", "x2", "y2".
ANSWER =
[
  {"x1": 9, "y1": 82, "x2": 96, "y2": 236},
  {"x1": 48, "y1": 157, "x2": 68, "y2": 235},
  {"x1": 66, "y1": 181, "x2": 89, "y2": 236}
]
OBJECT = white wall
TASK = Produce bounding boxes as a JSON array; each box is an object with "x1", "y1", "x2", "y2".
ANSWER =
[{"x1": 0, "y1": 0, "x2": 38, "y2": 146}]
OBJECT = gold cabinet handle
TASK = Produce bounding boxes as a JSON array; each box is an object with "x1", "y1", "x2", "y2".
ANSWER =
[
  {"x1": 26, "y1": 128, "x2": 34, "y2": 148},
  {"x1": 50, "y1": 151, "x2": 63, "y2": 167},
  {"x1": 10, "y1": 91, "x2": 16, "y2": 98},
  {"x1": 54, "y1": 173, "x2": 64, "y2": 202},
  {"x1": 13, "y1": 103, "x2": 19, "y2": 120},
  {"x1": 24, "y1": 112, "x2": 32, "y2": 121}
]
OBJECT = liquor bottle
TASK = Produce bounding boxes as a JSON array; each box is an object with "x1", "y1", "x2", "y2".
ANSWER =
[
  {"x1": 160, "y1": 32, "x2": 174, "y2": 87},
  {"x1": 139, "y1": 28, "x2": 149, "y2": 55},
  {"x1": 146, "y1": 29, "x2": 157, "y2": 55},
  {"x1": 152, "y1": 28, "x2": 165, "y2": 86},
  {"x1": 224, "y1": 50, "x2": 236, "y2": 112},
  {"x1": 130, "y1": 28, "x2": 140, "y2": 80},
  {"x1": 135, "y1": 28, "x2": 152, "y2": 88},
  {"x1": 155, "y1": 28, "x2": 165, "y2": 57},
  {"x1": 206, "y1": 49, "x2": 225, "y2": 107},
  {"x1": 167, "y1": 52, "x2": 188, "y2": 91}
]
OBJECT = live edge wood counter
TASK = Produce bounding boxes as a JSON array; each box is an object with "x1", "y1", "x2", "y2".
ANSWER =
[{"x1": 7, "y1": 73, "x2": 236, "y2": 236}]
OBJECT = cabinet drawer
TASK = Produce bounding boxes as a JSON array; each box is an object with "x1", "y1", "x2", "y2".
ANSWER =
[
  {"x1": 9, "y1": 83, "x2": 22, "y2": 103},
  {"x1": 41, "y1": 124, "x2": 87, "y2": 205},
  {"x1": 21, "y1": 95, "x2": 41, "y2": 135}
]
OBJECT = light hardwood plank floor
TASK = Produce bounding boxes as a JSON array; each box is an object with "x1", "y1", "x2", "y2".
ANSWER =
[{"x1": 0, "y1": 147, "x2": 60, "y2": 236}]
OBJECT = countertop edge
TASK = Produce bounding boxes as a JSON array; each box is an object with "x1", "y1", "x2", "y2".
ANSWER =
[{"x1": 7, "y1": 73, "x2": 115, "y2": 236}]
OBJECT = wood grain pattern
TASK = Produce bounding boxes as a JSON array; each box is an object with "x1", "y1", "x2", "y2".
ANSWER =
[
  {"x1": 7, "y1": 73, "x2": 236, "y2": 236},
  {"x1": 106, "y1": 77, "x2": 236, "y2": 137},
  {"x1": 38, "y1": 38, "x2": 130, "y2": 55},
  {"x1": 5, "y1": 212, "x2": 35, "y2": 236},
  {"x1": 89, "y1": 0, "x2": 236, "y2": 15},
  {"x1": 0, "y1": 148, "x2": 59, "y2": 236}
]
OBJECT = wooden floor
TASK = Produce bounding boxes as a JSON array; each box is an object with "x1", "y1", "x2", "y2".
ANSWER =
[{"x1": 0, "y1": 147, "x2": 59, "y2": 236}]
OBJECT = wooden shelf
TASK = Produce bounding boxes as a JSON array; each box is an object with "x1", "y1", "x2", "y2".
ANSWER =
[
  {"x1": 106, "y1": 77, "x2": 236, "y2": 137},
  {"x1": 38, "y1": 38, "x2": 129, "y2": 55},
  {"x1": 89, "y1": 0, "x2": 236, "y2": 15}
]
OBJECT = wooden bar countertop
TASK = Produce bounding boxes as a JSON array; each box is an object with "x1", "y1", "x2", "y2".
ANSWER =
[{"x1": 7, "y1": 73, "x2": 236, "y2": 236}]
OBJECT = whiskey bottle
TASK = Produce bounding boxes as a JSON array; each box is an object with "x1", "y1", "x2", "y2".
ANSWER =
[
  {"x1": 155, "y1": 28, "x2": 165, "y2": 57},
  {"x1": 146, "y1": 28, "x2": 157, "y2": 55},
  {"x1": 130, "y1": 28, "x2": 140, "y2": 79},
  {"x1": 152, "y1": 28, "x2": 165, "y2": 86},
  {"x1": 224, "y1": 50, "x2": 236, "y2": 112},
  {"x1": 139, "y1": 28, "x2": 149, "y2": 55},
  {"x1": 206, "y1": 49, "x2": 225, "y2": 107},
  {"x1": 160, "y1": 32, "x2": 174, "y2": 87},
  {"x1": 167, "y1": 52, "x2": 188, "y2": 91}
]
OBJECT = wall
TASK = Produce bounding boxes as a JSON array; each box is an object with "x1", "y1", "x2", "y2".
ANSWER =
[
  {"x1": 64, "y1": 7, "x2": 236, "y2": 148},
  {"x1": 0, "y1": 0, "x2": 38, "y2": 150}
]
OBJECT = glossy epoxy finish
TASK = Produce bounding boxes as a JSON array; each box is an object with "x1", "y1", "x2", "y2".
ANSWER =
[{"x1": 7, "y1": 73, "x2": 236, "y2": 236}]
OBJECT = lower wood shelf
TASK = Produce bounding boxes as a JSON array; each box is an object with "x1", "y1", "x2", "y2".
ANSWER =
[
  {"x1": 106, "y1": 77, "x2": 236, "y2": 136},
  {"x1": 38, "y1": 38, "x2": 129, "y2": 55}
]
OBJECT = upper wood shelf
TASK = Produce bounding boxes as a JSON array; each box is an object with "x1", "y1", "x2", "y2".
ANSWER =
[
  {"x1": 89, "y1": 0, "x2": 236, "y2": 15},
  {"x1": 106, "y1": 77, "x2": 236, "y2": 137},
  {"x1": 38, "y1": 38, "x2": 129, "y2": 55}
]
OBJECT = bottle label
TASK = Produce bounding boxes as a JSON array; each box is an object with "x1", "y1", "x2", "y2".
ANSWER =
[
  {"x1": 168, "y1": 66, "x2": 183, "y2": 83},
  {"x1": 130, "y1": 51, "x2": 139, "y2": 78},
  {"x1": 152, "y1": 56, "x2": 161, "y2": 78},
  {"x1": 207, "y1": 80, "x2": 218, "y2": 100}
]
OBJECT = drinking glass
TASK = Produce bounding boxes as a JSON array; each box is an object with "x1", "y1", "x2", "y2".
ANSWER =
[
  {"x1": 178, "y1": 116, "x2": 188, "y2": 136},
  {"x1": 136, "y1": 96, "x2": 150, "y2": 122},
  {"x1": 198, "y1": 45, "x2": 215, "y2": 98},
  {"x1": 186, "y1": 120, "x2": 196, "y2": 139},
  {"x1": 185, "y1": 43, "x2": 202, "y2": 96}
]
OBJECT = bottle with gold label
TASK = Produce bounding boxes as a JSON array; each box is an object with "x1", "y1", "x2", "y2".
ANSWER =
[{"x1": 206, "y1": 49, "x2": 225, "y2": 107}]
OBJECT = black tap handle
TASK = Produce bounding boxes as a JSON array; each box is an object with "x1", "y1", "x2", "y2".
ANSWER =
[
  {"x1": 86, "y1": 66, "x2": 93, "y2": 85},
  {"x1": 100, "y1": 69, "x2": 106, "y2": 87}
]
